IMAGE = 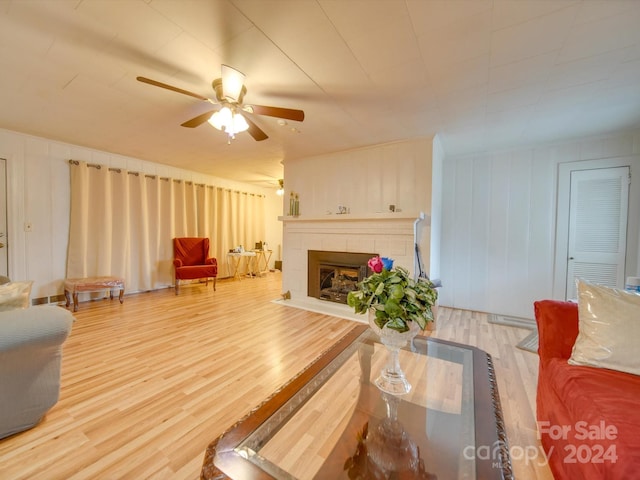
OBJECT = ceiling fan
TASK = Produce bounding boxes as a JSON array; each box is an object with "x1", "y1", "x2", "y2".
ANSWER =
[{"x1": 137, "y1": 65, "x2": 305, "y2": 142}]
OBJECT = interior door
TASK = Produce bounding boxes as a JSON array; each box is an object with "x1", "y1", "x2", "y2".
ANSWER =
[
  {"x1": 0, "y1": 159, "x2": 7, "y2": 277},
  {"x1": 565, "y1": 166, "x2": 629, "y2": 299}
]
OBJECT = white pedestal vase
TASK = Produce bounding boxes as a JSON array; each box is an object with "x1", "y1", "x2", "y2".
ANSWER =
[{"x1": 368, "y1": 311, "x2": 420, "y2": 395}]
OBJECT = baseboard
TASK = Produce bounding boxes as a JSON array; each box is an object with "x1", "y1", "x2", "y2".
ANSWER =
[{"x1": 488, "y1": 314, "x2": 536, "y2": 329}]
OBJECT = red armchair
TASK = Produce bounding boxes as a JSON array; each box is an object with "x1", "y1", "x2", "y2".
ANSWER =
[{"x1": 173, "y1": 237, "x2": 218, "y2": 294}]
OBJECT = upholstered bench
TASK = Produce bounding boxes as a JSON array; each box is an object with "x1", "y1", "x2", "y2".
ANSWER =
[{"x1": 64, "y1": 276, "x2": 125, "y2": 312}]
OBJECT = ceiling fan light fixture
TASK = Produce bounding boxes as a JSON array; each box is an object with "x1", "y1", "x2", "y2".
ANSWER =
[
  {"x1": 208, "y1": 106, "x2": 249, "y2": 141},
  {"x1": 208, "y1": 106, "x2": 231, "y2": 130},
  {"x1": 221, "y1": 64, "x2": 245, "y2": 102},
  {"x1": 232, "y1": 112, "x2": 249, "y2": 133}
]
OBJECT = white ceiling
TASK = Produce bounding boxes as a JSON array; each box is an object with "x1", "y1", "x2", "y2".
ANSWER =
[{"x1": 1, "y1": 0, "x2": 640, "y2": 188}]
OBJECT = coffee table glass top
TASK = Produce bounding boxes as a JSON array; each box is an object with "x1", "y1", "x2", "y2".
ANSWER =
[{"x1": 203, "y1": 325, "x2": 511, "y2": 480}]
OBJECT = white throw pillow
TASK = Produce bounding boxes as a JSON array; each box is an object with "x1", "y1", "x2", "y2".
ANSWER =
[
  {"x1": 569, "y1": 280, "x2": 640, "y2": 375},
  {"x1": 0, "y1": 280, "x2": 33, "y2": 311}
]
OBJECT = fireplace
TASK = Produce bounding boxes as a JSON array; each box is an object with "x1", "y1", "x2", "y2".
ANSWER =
[{"x1": 308, "y1": 250, "x2": 376, "y2": 304}]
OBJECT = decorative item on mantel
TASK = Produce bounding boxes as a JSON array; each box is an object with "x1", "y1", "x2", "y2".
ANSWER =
[
  {"x1": 347, "y1": 256, "x2": 438, "y2": 395},
  {"x1": 288, "y1": 191, "x2": 300, "y2": 216}
]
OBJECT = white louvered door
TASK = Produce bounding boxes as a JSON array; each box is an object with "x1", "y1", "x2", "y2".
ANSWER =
[{"x1": 566, "y1": 166, "x2": 629, "y2": 300}]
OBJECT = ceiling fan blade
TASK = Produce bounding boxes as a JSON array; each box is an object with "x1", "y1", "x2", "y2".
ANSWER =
[
  {"x1": 244, "y1": 116, "x2": 268, "y2": 141},
  {"x1": 181, "y1": 110, "x2": 215, "y2": 128},
  {"x1": 137, "y1": 76, "x2": 211, "y2": 102},
  {"x1": 246, "y1": 104, "x2": 305, "y2": 122}
]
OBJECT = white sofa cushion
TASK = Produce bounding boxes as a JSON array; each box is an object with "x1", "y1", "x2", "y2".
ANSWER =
[
  {"x1": 0, "y1": 281, "x2": 33, "y2": 311},
  {"x1": 569, "y1": 280, "x2": 640, "y2": 375}
]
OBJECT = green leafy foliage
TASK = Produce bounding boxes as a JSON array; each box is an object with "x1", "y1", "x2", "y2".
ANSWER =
[{"x1": 347, "y1": 265, "x2": 438, "y2": 333}]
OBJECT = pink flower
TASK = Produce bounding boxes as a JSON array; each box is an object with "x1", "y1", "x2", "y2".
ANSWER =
[{"x1": 368, "y1": 256, "x2": 383, "y2": 273}]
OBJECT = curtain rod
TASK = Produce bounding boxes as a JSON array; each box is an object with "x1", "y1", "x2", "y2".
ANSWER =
[{"x1": 68, "y1": 159, "x2": 264, "y2": 197}]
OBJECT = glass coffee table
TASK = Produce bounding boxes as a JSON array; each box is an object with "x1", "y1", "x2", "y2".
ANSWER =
[{"x1": 201, "y1": 325, "x2": 513, "y2": 479}]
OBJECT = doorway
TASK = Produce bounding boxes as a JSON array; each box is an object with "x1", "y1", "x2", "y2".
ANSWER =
[
  {"x1": 555, "y1": 160, "x2": 631, "y2": 300},
  {"x1": 566, "y1": 166, "x2": 629, "y2": 299}
]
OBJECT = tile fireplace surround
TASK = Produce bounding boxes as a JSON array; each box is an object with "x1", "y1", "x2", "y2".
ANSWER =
[{"x1": 280, "y1": 213, "x2": 429, "y2": 317}]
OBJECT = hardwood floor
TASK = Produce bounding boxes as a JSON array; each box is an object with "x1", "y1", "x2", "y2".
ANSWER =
[{"x1": 0, "y1": 272, "x2": 553, "y2": 479}]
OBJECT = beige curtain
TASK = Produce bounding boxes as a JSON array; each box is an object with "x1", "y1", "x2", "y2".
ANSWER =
[{"x1": 67, "y1": 161, "x2": 266, "y2": 292}]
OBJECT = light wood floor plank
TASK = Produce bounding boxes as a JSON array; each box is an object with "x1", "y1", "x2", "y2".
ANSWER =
[{"x1": 0, "y1": 272, "x2": 552, "y2": 479}]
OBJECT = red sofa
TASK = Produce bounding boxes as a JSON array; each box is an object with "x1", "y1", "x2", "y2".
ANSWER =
[{"x1": 534, "y1": 300, "x2": 640, "y2": 479}]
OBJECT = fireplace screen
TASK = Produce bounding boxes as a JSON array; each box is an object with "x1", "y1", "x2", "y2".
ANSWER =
[
  {"x1": 308, "y1": 250, "x2": 377, "y2": 305},
  {"x1": 319, "y1": 264, "x2": 366, "y2": 303}
]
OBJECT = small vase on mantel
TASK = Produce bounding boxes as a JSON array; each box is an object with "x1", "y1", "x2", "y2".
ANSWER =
[{"x1": 368, "y1": 310, "x2": 420, "y2": 395}]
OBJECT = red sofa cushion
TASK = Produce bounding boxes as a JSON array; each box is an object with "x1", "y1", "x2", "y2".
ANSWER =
[{"x1": 542, "y1": 358, "x2": 640, "y2": 478}]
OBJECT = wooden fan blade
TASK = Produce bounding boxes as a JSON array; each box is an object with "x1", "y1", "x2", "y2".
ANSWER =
[
  {"x1": 181, "y1": 110, "x2": 215, "y2": 128},
  {"x1": 137, "y1": 76, "x2": 211, "y2": 102},
  {"x1": 247, "y1": 104, "x2": 305, "y2": 122},
  {"x1": 244, "y1": 116, "x2": 268, "y2": 141}
]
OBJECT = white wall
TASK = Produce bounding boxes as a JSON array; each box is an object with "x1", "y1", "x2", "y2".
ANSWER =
[
  {"x1": 284, "y1": 137, "x2": 434, "y2": 219},
  {"x1": 263, "y1": 191, "x2": 285, "y2": 264},
  {"x1": 0, "y1": 128, "x2": 283, "y2": 300},
  {"x1": 440, "y1": 130, "x2": 640, "y2": 319}
]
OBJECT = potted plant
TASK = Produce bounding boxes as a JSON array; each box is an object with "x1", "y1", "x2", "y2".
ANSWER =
[
  {"x1": 347, "y1": 256, "x2": 438, "y2": 332},
  {"x1": 347, "y1": 256, "x2": 438, "y2": 394}
]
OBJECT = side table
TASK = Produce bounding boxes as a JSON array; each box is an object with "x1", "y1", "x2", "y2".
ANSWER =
[
  {"x1": 251, "y1": 249, "x2": 272, "y2": 276},
  {"x1": 226, "y1": 252, "x2": 257, "y2": 280}
]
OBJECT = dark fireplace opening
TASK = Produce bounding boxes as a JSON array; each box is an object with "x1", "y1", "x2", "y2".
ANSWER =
[
  {"x1": 308, "y1": 250, "x2": 377, "y2": 304},
  {"x1": 319, "y1": 264, "x2": 365, "y2": 303}
]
